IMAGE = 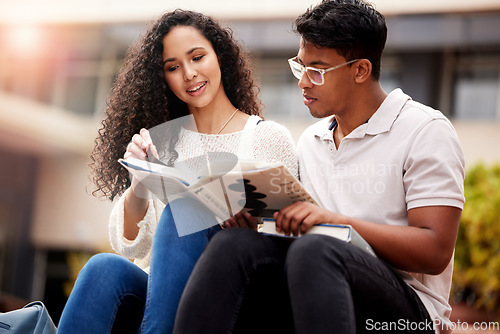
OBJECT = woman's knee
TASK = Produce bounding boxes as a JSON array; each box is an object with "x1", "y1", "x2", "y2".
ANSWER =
[{"x1": 78, "y1": 253, "x2": 138, "y2": 285}]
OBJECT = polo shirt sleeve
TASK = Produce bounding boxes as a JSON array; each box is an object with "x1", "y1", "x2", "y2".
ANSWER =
[{"x1": 403, "y1": 118, "x2": 465, "y2": 210}]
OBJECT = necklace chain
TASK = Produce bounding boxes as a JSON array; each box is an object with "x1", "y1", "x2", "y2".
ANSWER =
[{"x1": 216, "y1": 108, "x2": 239, "y2": 134}]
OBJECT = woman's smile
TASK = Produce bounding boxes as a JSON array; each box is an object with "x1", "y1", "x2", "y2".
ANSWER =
[{"x1": 186, "y1": 81, "x2": 207, "y2": 95}]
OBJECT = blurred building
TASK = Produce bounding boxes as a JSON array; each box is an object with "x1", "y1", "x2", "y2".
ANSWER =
[{"x1": 0, "y1": 0, "x2": 500, "y2": 321}]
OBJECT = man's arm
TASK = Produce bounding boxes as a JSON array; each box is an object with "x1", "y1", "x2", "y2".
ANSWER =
[{"x1": 273, "y1": 202, "x2": 461, "y2": 275}]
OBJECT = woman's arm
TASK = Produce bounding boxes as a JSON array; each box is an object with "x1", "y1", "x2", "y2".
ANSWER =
[
  {"x1": 123, "y1": 180, "x2": 149, "y2": 240},
  {"x1": 121, "y1": 128, "x2": 159, "y2": 240}
]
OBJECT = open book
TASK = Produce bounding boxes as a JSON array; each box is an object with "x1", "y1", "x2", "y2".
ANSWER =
[
  {"x1": 259, "y1": 218, "x2": 377, "y2": 257},
  {"x1": 119, "y1": 156, "x2": 318, "y2": 223},
  {"x1": 120, "y1": 157, "x2": 376, "y2": 255}
]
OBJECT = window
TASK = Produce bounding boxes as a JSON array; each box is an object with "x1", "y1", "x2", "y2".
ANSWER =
[
  {"x1": 453, "y1": 55, "x2": 500, "y2": 120},
  {"x1": 453, "y1": 66, "x2": 500, "y2": 120}
]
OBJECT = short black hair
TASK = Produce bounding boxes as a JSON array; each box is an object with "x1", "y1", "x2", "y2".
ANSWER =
[{"x1": 294, "y1": 0, "x2": 387, "y2": 80}]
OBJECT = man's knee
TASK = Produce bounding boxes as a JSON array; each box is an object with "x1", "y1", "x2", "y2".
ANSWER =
[
  {"x1": 286, "y1": 234, "x2": 349, "y2": 270},
  {"x1": 208, "y1": 228, "x2": 260, "y2": 252},
  {"x1": 203, "y1": 229, "x2": 261, "y2": 264},
  {"x1": 202, "y1": 229, "x2": 282, "y2": 269}
]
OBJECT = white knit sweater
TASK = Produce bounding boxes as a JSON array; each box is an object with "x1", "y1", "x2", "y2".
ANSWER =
[{"x1": 109, "y1": 115, "x2": 298, "y2": 271}]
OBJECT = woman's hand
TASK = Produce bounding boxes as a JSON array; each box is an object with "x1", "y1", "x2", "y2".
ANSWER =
[
  {"x1": 124, "y1": 128, "x2": 158, "y2": 199},
  {"x1": 124, "y1": 128, "x2": 159, "y2": 161},
  {"x1": 223, "y1": 211, "x2": 258, "y2": 231}
]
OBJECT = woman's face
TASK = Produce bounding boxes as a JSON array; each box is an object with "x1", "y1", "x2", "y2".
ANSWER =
[{"x1": 162, "y1": 26, "x2": 224, "y2": 110}]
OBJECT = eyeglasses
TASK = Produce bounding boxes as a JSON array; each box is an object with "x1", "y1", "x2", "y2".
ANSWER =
[{"x1": 288, "y1": 56, "x2": 360, "y2": 85}]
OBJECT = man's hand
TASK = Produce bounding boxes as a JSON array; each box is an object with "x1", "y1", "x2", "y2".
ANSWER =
[
  {"x1": 273, "y1": 202, "x2": 342, "y2": 236},
  {"x1": 223, "y1": 211, "x2": 259, "y2": 231}
]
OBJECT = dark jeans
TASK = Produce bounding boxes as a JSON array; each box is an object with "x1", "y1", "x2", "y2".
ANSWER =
[{"x1": 174, "y1": 228, "x2": 433, "y2": 334}]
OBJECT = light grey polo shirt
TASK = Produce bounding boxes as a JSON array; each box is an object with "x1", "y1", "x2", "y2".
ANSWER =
[{"x1": 297, "y1": 88, "x2": 465, "y2": 328}]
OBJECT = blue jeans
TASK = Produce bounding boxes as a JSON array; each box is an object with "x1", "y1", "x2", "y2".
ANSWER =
[
  {"x1": 174, "y1": 228, "x2": 433, "y2": 334},
  {"x1": 58, "y1": 198, "x2": 221, "y2": 334}
]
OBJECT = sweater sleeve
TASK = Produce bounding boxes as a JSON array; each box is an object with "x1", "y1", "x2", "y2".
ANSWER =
[
  {"x1": 108, "y1": 187, "x2": 164, "y2": 260},
  {"x1": 252, "y1": 121, "x2": 299, "y2": 178}
]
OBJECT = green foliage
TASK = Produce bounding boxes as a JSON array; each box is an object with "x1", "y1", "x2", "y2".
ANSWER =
[{"x1": 452, "y1": 163, "x2": 500, "y2": 315}]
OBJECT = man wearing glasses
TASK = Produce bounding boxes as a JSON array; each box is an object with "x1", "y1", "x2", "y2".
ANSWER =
[{"x1": 174, "y1": 1, "x2": 465, "y2": 333}]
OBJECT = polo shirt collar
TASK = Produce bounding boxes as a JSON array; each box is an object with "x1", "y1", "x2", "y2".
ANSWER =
[
  {"x1": 365, "y1": 88, "x2": 411, "y2": 135},
  {"x1": 312, "y1": 88, "x2": 411, "y2": 140},
  {"x1": 315, "y1": 117, "x2": 336, "y2": 141}
]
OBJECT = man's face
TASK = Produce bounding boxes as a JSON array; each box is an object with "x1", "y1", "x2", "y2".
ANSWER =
[{"x1": 296, "y1": 40, "x2": 355, "y2": 119}]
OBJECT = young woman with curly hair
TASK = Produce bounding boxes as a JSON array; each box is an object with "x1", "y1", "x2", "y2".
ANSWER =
[{"x1": 58, "y1": 9, "x2": 297, "y2": 334}]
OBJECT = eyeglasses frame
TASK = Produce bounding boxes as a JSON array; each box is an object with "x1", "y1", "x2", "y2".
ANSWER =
[{"x1": 288, "y1": 56, "x2": 361, "y2": 85}]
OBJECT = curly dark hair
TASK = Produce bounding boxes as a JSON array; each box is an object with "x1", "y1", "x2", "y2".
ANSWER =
[
  {"x1": 294, "y1": 0, "x2": 387, "y2": 80},
  {"x1": 90, "y1": 9, "x2": 262, "y2": 200}
]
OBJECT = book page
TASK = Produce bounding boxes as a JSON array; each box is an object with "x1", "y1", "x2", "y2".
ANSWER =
[
  {"x1": 217, "y1": 165, "x2": 319, "y2": 217},
  {"x1": 119, "y1": 158, "x2": 197, "y2": 185}
]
